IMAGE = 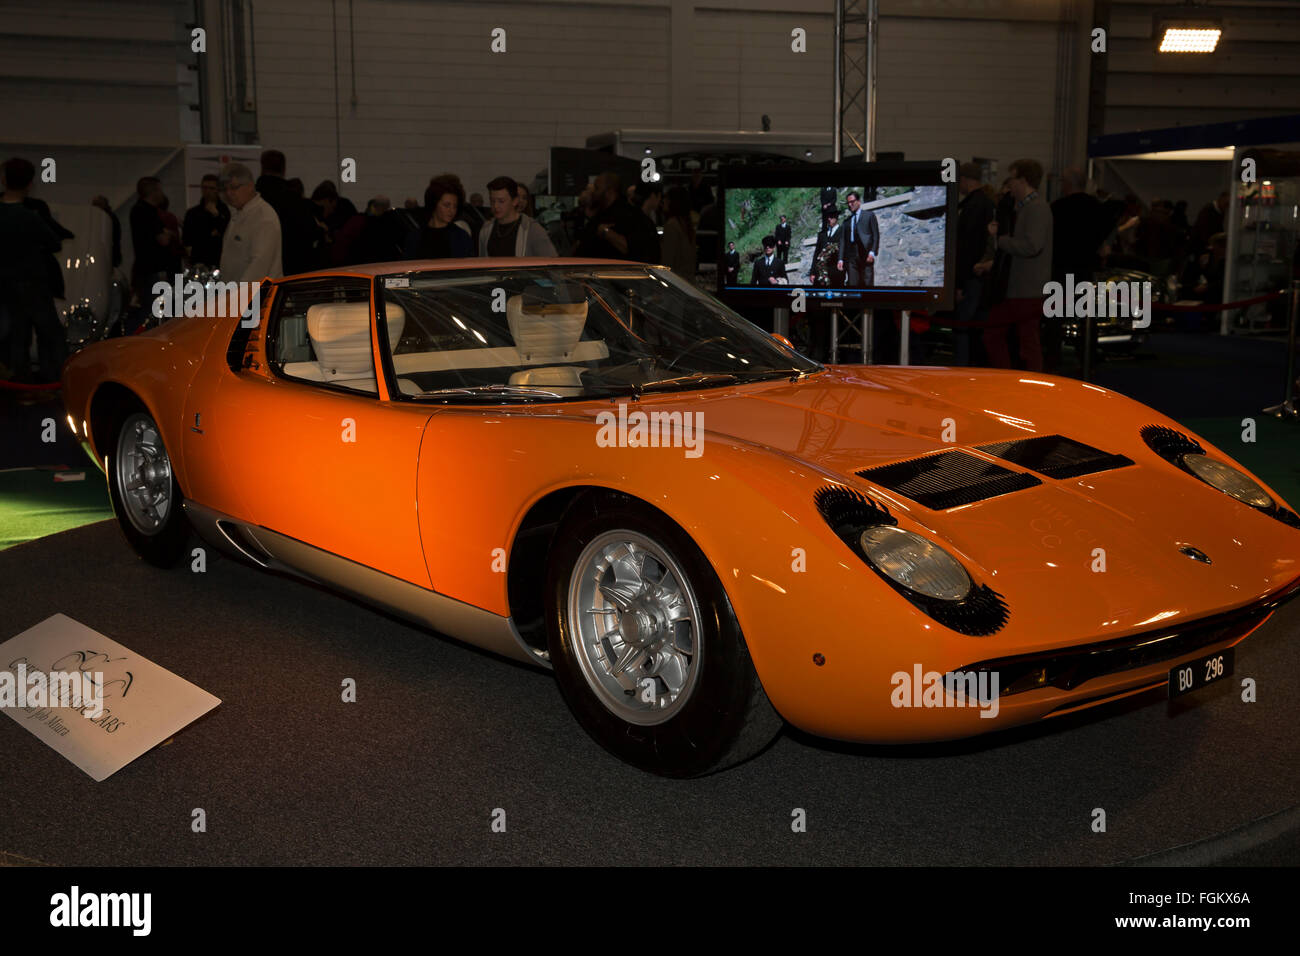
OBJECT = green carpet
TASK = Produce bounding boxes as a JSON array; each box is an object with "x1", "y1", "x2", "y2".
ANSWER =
[{"x1": 0, "y1": 468, "x2": 114, "y2": 550}]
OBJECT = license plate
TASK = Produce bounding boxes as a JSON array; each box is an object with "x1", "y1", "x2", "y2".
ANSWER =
[{"x1": 1168, "y1": 648, "x2": 1234, "y2": 699}]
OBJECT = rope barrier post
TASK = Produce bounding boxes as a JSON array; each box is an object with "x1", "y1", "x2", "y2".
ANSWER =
[
  {"x1": 863, "y1": 308, "x2": 873, "y2": 363},
  {"x1": 1081, "y1": 309, "x2": 1094, "y2": 383},
  {"x1": 899, "y1": 310, "x2": 909, "y2": 366},
  {"x1": 1264, "y1": 280, "x2": 1300, "y2": 421},
  {"x1": 830, "y1": 309, "x2": 839, "y2": 363}
]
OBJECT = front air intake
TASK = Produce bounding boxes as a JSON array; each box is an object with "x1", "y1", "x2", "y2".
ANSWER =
[{"x1": 856, "y1": 450, "x2": 1040, "y2": 510}]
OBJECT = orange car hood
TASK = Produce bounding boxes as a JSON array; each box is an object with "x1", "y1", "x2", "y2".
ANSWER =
[{"x1": 567, "y1": 364, "x2": 1298, "y2": 639}]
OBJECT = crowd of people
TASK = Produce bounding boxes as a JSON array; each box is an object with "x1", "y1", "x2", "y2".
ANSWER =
[
  {"x1": 0, "y1": 143, "x2": 1245, "y2": 385},
  {"x1": 945, "y1": 159, "x2": 1235, "y2": 373},
  {"x1": 145, "y1": 153, "x2": 709, "y2": 316},
  {"x1": 0, "y1": 147, "x2": 720, "y2": 385}
]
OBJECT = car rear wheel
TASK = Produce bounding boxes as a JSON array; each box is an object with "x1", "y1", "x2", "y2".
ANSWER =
[
  {"x1": 546, "y1": 491, "x2": 782, "y2": 776},
  {"x1": 108, "y1": 406, "x2": 191, "y2": 567}
]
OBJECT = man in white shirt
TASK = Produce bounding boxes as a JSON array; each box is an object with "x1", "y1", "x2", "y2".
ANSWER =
[{"x1": 219, "y1": 163, "x2": 283, "y2": 285}]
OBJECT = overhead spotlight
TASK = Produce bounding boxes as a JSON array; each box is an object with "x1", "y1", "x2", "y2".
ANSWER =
[{"x1": 1156, "y1": 4, "x2": 1222, "y2": 53}]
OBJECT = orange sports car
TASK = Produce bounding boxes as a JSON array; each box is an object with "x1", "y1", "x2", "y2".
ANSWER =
[{"x1": 61, "y1": 259, "x2": 1300, "y2": 776}]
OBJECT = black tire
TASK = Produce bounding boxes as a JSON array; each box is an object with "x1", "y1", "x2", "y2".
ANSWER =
[
  {"x1": 546, "y1": 491, "x2": 783, "y2": 777},
  {"x1": 106, "y1": 402, "x2": 191, "y2": 568}
]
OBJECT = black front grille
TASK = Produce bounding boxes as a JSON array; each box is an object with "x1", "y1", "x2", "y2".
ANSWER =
[
  {"x1": 978, "y1": 435, "x2": 1134, "y2": 480},
  {"x1": 956, "y1": 576, "x2": 1300, "y2": 697},
  {"x1": 856, "y1": 450, "x2": 1040, "y2": 510}
]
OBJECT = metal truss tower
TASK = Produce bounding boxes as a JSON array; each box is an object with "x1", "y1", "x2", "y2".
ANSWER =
[
  {"x1": 834, "y1": 0, "x2": 877, "y2": 164},
  {"x1": 830, "y1": 0, "x2": 879, "y2": 361}
]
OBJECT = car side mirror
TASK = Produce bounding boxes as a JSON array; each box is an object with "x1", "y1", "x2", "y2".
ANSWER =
[{"x1": 771, "y1": 333, "x2": 795, "y2": 350}]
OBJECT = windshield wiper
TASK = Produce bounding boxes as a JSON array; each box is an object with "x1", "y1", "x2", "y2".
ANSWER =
[
  {"x1": 639, "y1": 372, "x2": 741, "y2": 394},
  {"x1": 413, "y1": 384, "x2": 566, "y2": 399}
]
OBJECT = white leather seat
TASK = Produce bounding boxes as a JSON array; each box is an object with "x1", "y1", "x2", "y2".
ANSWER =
[
  {"x1": 505, "y1": 296, "x2": 589, "y2": 395},
  {"x1": 285, "y1": 302, "x2": 405, "y2": 394}
]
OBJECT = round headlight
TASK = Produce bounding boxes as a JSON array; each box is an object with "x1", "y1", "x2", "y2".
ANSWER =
[
  {"x1": 858, "y1": 526, "x2": 973, "y2": 602},
  {"x1": 1182, "y1": 454, "x2": 1273, "y2": 509}
]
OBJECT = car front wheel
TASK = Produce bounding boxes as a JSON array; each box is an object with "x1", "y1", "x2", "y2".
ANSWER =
[
  {"x1": 546, "y1": 492, "x2": 782, "y2": 777},
  {"x1": 108, "y1": 406, "x2": 191, "y2": 567}
]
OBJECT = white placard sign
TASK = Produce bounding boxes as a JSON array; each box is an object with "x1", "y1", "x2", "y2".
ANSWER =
[{"x1": 0, "y1": 614, "x2": 220, "y2": 781}]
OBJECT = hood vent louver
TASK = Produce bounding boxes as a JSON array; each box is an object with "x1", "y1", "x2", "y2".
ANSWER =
[
  {"x1": 977, "y1": 434, "x2": 1134, "y2": 480},
  {"x1": 856, "y1": 450, "x2": 1040, "y2": 510}
]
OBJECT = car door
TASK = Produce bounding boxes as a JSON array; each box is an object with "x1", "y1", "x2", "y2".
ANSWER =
[{"x1": 182, "y1": 275, "x2": 433, "y2": 588}]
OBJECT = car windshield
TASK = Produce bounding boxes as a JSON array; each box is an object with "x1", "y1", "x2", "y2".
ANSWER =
[{"x1": 378, "y1": 264, "x2": 821, "y2": 402}]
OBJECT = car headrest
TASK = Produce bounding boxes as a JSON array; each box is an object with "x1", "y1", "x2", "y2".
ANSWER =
[
  {"x1": 306, "y1": 302, "x2": 405, "y2": 378},
  {"x1": 506, "y1": 295, "x2": 587, "y2": 363}
]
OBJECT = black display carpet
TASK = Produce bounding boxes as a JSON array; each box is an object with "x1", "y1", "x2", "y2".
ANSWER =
[{"x1": 1, "y1": 520, "x2": 1298, "y2": 866}]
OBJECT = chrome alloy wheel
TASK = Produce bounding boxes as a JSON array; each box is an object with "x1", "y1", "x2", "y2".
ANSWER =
[
  {"x1": 567, "y1": 530, "x2": 703, "y2": 725},
  {"x1": 115, "y1": 412, "x2": 173, "y2": 535}
]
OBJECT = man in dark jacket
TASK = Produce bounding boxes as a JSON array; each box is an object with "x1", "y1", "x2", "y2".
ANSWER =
[
  {"x1": 575, "y1": 173, "x2": 654, "y2": 262},
  {"x1": 256, "y1": 149, "x2": 326, "y2": 274},
  {"x1": 1, "y1": 157, "x2": 65, "y2": 383},
  {"x1": 953, "y1": 163, "x2": 995, "y2": 366},
  {"x1": 130, "y1": 176, "x2": 179, "y2": 310},
  {"x1": 182, "y1": 174, "x2": 230, "y2": 268}
]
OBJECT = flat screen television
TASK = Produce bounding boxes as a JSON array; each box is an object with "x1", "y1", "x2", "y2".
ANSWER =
[{"x1": 717, "y1": 161, "x2": 955, "y2": 312}]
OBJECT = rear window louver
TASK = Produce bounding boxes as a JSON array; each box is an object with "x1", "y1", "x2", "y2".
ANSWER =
[
  {"x1": 977, "y1": 435, "x2": 1134, "y2": 480},
  {"x1": 856, "y1": 451, "x2": 1041, "y2": 510}
]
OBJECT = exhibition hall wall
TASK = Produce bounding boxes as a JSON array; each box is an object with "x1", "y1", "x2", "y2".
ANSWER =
[
  {"x1": 2, "y1": 0, "x2": 1066, "y2": 212},
  {"x1": 251, "y1": 0, "x2": 1063, "y2": 203},
  {"x1": 6, "y1": 0, "x2": 1297, "y2": 244}
]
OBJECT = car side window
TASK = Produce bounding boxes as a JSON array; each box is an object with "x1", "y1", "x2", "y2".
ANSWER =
[{"x1": 268, "y1": 279, "x2": 378, "y2": 395}]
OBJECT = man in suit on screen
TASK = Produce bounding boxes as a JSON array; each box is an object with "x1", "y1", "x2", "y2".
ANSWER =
[
  {"x1": 838, "y1": 191, "x2": 880, "y2": 288},
  {"x1": 724, "y1": 241, "x2": 740, "y2": 285},
  {"x1": 750, "y1": 236, "x2": 787, "y2": 285},
  {"x1": 774, "y1": 215, "x2": 791, "y2": 264}
]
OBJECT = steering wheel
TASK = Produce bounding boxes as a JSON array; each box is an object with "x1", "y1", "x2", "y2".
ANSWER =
[{"x1": 664, "y1": 336, "x2": 729, "y2": 371}]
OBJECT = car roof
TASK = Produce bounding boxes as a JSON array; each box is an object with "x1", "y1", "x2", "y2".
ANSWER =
[{"x1": 272, "y1": 258, "x2": 654, "y2": 281}]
